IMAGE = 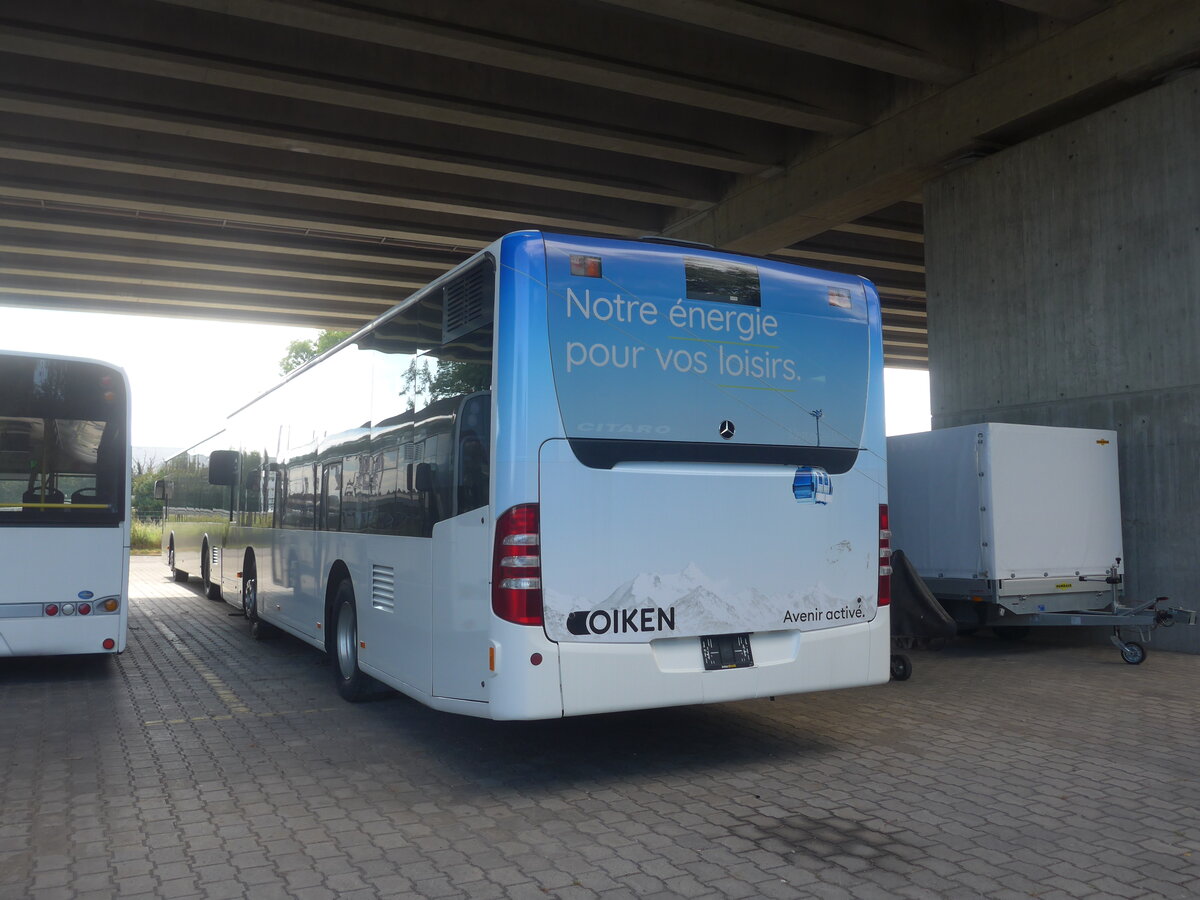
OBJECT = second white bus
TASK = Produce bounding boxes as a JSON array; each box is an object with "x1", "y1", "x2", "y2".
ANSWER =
[
  {"x1": 161, "y1": 231, "x2": 891, "y2": 719},
  {"x1": 0, "y1": 351, "x2": 131, "y2": 657}
]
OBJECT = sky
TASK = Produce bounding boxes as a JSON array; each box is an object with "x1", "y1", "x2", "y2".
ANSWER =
[{"x1": 0, "y1": 306, "x2": 930, "y2": 456}]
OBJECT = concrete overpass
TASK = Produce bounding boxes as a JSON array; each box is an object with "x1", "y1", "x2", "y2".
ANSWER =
[
  {"x1": 0, "y1": 0, "x2": 1193, "y2": 368},
  {"x1": 2, "y1": 0, "x2": 1199, "y2": 649}
]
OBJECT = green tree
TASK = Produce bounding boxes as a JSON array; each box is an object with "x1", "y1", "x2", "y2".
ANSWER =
[
  {"x1": 131, "y1": 470, "x2": 163, "y2": 518},
  {"x1": 280, "y1": 329, "x2": 351, "y2": 374},
  {"x1": 429, "y1": 362, "x2": 490, "y2": 399}
]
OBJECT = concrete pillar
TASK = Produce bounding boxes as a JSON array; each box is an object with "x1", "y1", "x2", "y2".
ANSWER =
[{"x1": 924, "y1": 71, "x2": 1200, "y2": 653}]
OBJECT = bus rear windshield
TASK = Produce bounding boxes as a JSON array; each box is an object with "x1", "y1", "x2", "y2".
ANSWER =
[
  {"x1": 0, "y1": 356, "x2": 126, "y2": 525},
  {"x1": 544, "y1": 237, "x2": 871, "y2": 467}
]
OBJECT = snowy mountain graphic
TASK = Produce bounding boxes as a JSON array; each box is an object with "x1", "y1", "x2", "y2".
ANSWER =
[{"x1": 544, "y1": 561, "x2": 867, "y2": 641}]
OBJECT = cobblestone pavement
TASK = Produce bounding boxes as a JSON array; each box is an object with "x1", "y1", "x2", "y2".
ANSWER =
[{"x1": 1, "y1": 558, "x2": 1198, "y2": 900}]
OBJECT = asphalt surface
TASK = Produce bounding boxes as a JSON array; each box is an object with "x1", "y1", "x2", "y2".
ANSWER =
[{"x1": 0, "y1": 557, "x2": 1197, "y2": 899}]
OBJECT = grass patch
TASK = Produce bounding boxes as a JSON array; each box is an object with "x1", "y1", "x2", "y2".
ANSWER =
[{"x1": 131, "y1": 518, "x2": 162, "y2": 554}]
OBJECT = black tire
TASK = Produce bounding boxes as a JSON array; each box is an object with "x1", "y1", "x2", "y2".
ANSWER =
[
  {"x1": 201, "y1": 542, "x2": 222, "y2": 601},
  {"x1": 993, "y1": 625, "x2": 1030, "y2": 641},
  {"x1": 242, "y1": 564, "x2": 274, "y2": 640},
  {"x1": 332, "y1": 580, "x2": 371, "y2": 702},
  {"x1": 1120, "y1": 641, "x2": 1146, "y2": 665},
  {"x1": 168, "y1": 541, "x2": 187, "y2": 582},
  {"x1": 890, "y1": 654, "x2": 912, "y2": 682}
]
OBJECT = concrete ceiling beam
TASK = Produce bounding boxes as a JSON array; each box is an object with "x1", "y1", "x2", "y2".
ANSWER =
[
  {"x1": 591, "y1": 0, "x2": 966, "y2": 84},
  {"x1": 666, "y1": 0, "x2": 1200, "y2": 253},
  {"x1": 0, "y1": 264, "x2": 399, "y2": 308},
  {"x1": 0, "y1": 91, "x2": 715, "y2": 211},
  {"x1": 0, "y1": 294, "x2": 367, "y2": 330},
  {"x1": 0, "y1": 242, "x2": 425, "y2": 291},
  {"x1": 0, "y1": 27, "x2": 765, "y2": 173},
  {"x1": 0, "y1": 184, "x2": 498, "y2": 251},
  {"x1": 996, "y1": 0, "x2": 1107, "y2": 21},
  {"x1": 148, "y1": 0, "x2": 864, "y2": 132},
  {"x1": 772, "y1": 246, "x2": 925, "y2": 274},
  {"x1": 0, "y1": 213, "x2": 462, "y2": 272},
  {"x1": 0, "y1": 144, "x2": 652, "y2": 236},
  {"x1": 0, "y1": 285, "x2": 379, "y2": 322}
]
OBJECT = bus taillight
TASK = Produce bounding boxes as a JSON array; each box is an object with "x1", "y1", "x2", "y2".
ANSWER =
[
  {"x1": 492, "y1": 504, "x2": 544, "y2": 626},
  {"x1": 878, "y1": 504, "x2": 892, "y2": 606}
]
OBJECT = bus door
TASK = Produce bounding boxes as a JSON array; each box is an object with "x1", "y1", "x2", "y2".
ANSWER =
[
  {"x1": 432, "y1": 393, "x2": 491, "y2": 703},
  {"x1": 272, "y1": 461, "x2": 317, "y2": 635}
]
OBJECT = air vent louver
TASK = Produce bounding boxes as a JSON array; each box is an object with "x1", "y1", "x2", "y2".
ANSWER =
[
  {"x1": 372, "y1": 564, "x2": 395, "y2": 613},
  {"x1": 442, "y1": 258, "x2": 495, "y2": 344}
]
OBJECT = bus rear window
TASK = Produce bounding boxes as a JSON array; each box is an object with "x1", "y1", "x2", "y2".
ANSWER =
[
  {"x1": 544, "y1": 237, "x2": 871, "y2": 466},
  {"x1": 0, "y1": 357, "x2": 126, "y2": 525},
  {"x1": 684, "y1": 256, "x2": 760, "y2": 307}
]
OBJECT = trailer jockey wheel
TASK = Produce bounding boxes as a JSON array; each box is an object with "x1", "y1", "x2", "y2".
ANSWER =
[
  {"x1": 1120, "y1": 642, "x2": 1146, "y2": 665},
  {"x1": 890, "y1": 654, "x2": 912, "y2": 681}
]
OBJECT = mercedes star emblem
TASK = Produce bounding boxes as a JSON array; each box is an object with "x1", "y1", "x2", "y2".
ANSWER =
[{"x1": 719, "y1": 420, "x2": 735, "y2": 439}]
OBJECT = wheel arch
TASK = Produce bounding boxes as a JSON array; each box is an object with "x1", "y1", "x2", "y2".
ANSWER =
[{"x1": 324, "y1": 560, "x2": 352, "y2": 655}]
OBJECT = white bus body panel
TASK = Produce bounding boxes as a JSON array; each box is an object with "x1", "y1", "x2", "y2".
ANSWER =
[
  {"x1": 539, "y1": 440, "x2": 881, "y2": 641},
  {"x1": 537, "y1": 439, "x2": 888, "y2": 714},
  {"x1": 888, "y1": 423, "x2": 1123, "y2": 581},
  {"x1": 557, "y1": 612, "x2": 889, "y2": 717},
  {"x1": 0, "y1": 527, "x2": 129, "y2": 656}
]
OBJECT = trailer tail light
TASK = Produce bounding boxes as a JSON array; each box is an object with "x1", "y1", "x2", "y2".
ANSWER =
[
  {"x1": 492, "y1": 504, "x2": 543, "y2": 626},
  {"x1": 878, "y1": 504, "x2": 892, "y2": 607},
  {"x1": 44, "y1": 604, "x2": 59, "y2": 617}
]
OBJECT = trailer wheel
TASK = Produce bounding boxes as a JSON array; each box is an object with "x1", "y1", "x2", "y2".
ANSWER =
[
  {"x1": 1120, "y1": 642, "x2": 1146, "y2": 665},
  {"x1": 890, "y1": 654, "x2": 912, "y2": 681}
]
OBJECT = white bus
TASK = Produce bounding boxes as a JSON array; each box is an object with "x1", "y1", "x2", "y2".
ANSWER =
[
  {"x1": 161, "y1": 231, "x2": 890, "y2": 719},
  {"x1": 0, "y1": 351, "x2": 131, "y2": 657}
]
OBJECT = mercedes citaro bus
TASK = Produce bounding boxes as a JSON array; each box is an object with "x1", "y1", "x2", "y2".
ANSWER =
[{"x1": 160, "y1": 231, "x2": 890, "y2": 718}]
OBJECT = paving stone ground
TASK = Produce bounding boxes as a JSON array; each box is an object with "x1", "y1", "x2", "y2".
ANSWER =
[{"x1": 1, "y1": 557, "x2": 1198, "y2": 900}]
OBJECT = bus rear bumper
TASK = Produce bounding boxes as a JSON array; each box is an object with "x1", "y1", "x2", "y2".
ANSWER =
[
  {"x1": 0, "y1": 619, "x2": 126, "y2": 657},
  {"x1": 557, "y1": 608, "x2": 890, "y2": 717}
]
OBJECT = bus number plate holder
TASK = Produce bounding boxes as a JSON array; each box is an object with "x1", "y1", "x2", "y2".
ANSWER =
[{"x1": 701, "y1": 633, "x2": 753, "y2": 670}]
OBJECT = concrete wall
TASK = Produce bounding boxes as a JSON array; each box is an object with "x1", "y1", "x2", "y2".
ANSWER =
[{"x1": 924, "y1": 71, "x2": 1200, "y2": 653}]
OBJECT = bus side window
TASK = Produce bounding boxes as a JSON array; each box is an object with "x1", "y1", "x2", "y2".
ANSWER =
[
  {"x1": 322, "y1": 462, "x2": 342, "y2": 532},
  {"x1": 271, "y1": 470, "x2": 284, "y2": 529},
  {"x1": 283, "y1": 464, "x2": 315, "y2": 529},
  {"x1": 456, "y1": 394, "x2": 490, "y2": 515}
]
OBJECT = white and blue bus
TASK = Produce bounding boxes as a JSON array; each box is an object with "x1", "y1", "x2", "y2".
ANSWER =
[
  {"x1": 161, "y1": 232, "x2": 890, "y2": 719},
  {"x1": 0, "y1": 351, "x2": 131, "y2": 657}
]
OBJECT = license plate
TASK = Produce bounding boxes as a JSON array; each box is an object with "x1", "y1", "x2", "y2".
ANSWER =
[{"x1": 701, "y1": 633, "x2": 754, "y2": 670}]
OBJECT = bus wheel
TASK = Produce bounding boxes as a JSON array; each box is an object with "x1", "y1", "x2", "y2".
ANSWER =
[
  {"x1": 242, "y1": 568, "x2": 273, "y2": 640},
  {"x1": 201, "y1": 542, "x2": 221, "y2": 601},
  {"x1": 333, "y1": 580, "x2": 369, "y2": 702},
  {"x1": 168, "y1": 541, "x2": 187, "y2": 582}
]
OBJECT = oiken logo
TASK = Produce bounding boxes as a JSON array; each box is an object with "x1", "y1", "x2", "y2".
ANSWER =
[{"x1": 567, "y1": 607, "x2": 677, "y2": 635}]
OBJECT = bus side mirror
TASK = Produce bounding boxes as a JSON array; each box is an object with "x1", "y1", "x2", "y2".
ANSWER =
[
  {"x1": 414, "y1": 462, "x2": 433, "y2": 493},
  {"x1": 208, "y1": 450, "x2": 239, "y2": 486},
  {"x1": 153, "y1": 479, "x2": 169, "y2": 501}
]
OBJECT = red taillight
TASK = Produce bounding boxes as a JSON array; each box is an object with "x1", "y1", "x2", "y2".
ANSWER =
[
  {"x1": 78, "y1": 603, "x2": 92, "y2": 616},
  {"x1": 102, "y1": 638, "x2": 115, "y2": 650},
  {"x1": 45, "y1": 604, "x2": 59, "y2": 617},
  {"x1": 878, "y1": 504, "x2": 892, "y2": 607},
  {"x1": 492, "y1": 504, "x2": 543, "y2": 626}
]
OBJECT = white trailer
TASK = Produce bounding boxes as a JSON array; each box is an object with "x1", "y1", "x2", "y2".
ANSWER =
[{"x1": 887, "y1": 423, "x2": 1193, "y2": 664}]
